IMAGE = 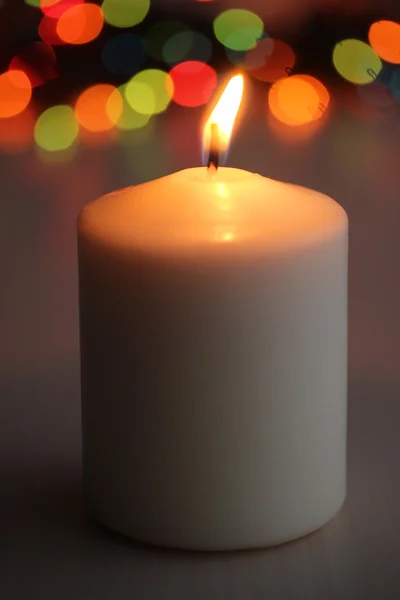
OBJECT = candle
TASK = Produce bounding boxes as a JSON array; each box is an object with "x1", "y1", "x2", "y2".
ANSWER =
[{"x1": 78, "y1": 76, "x2": 348, "y2": 551}]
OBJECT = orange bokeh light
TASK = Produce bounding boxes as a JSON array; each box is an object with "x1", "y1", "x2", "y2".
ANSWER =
[
  {"x1": 0, "y1": 70, "x2": 32, "y2": 119},
  {"x1": 369, "y1": 20, "x2": 400, "y2": 64},
  {"x1": 57, "y1": 4, "x2": 104, "y2": 45},
  {"x1": 268, "y1": 75, "x2": 329, "y2": 127},
  {"x1": 246, "y1": 39, "x2": 296, "y2": 83},
  {"x1": 75, "y1": 84, "x2": 123, "y2": 132}
]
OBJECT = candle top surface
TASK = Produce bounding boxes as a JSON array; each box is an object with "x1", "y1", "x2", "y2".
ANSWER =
[{"x1": 79, "y1": 167, "x2": 347, "y2": 257}]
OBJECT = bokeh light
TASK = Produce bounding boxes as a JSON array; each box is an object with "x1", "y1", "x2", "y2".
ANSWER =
[
  {"x1": 102, "y1": 0, "x2": 150, "y2": 29},
  {"x1": 333, "y1": 39, "x2": 382, "y2": 84},
  {"x1": 75, "y1": 84, "x2": 123, "y2": 131},
  {"x1": 39, "y1": 15, "x2": 66, "y2": 45},
  {"x1": 57, "y1": 4, "x2": 104, "y2": 45},
  {"x1": 169, "y1": 61, "x2": 217, "y2": 107},
  {"x1": 213, "y1": 9, "x2": 263, "y2": 51},
  {"x1": 245, "y1": 38, "x2": 295, "y2": 82},
  {"x1": 268, "y1": 75, "x2": 329, "y2": 126},
  {"x1": 102, "y1": 33, "x2": 146, "y2": 75},
  {"x1": 125, "y1": 69, "x2": 173, "y2": 115},
  {"x1": 9, "y1": 42, "x2": 57, "y2": 88},
  {"x1": 146, "y1": 21, "x2": 189, "y2": 62},
  {"x1": 40, "y1": 0, "x2": 83, "y2": 18},
  {"x1": 34, "y1": 105, "x2": 79, "y2": 151},
  {"x1": 114, "y1": 84, "x2": 150, "y2": 130},
  {"x1": 369, "y1": 21, "x2": 400, "y2": 65},
  {"x1": 0, "y1": 70, "x2": 32, "y2": 119},
  {"x1": 163, "y1": 31, "x2": 212, "y2": 66}
]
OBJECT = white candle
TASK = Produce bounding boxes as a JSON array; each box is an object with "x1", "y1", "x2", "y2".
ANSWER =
[{"x1": 78, "y1": 77, "x2": 348, "y2": 551}]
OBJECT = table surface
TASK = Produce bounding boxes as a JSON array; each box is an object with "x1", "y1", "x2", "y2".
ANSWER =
[{"x1": 2, "y1": 101, "x2": 400, "y2": 599}]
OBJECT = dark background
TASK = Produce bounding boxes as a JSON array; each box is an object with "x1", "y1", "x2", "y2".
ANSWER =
[{"x1": 2, "y1": 1, "x2": 400, "y2": 598}]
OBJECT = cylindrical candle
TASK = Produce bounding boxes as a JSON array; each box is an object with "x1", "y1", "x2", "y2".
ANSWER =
[{"x1": 78, "y1": 167, "x2": 348, "y2": 551}]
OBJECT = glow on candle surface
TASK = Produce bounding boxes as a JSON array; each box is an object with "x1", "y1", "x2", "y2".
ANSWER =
[{"x1": 78, "y1": 75, "x2": 348, "y2": 551}]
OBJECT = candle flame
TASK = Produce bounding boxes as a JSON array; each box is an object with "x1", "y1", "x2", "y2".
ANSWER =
[{"x1": 203, "y1": 74, "x2": 244, "y2": 166}]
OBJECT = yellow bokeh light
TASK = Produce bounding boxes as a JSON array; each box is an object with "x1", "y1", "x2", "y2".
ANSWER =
[
  {"x1": 102, "y1": 0, "x2": 150, "y2": 29},
  {"x1": 113, "y1": 84, "x2": 151, "y2": 130},
  {"x1": 333, "y1": 39, "x2": 382, "y2": 84},
  {"x1": 34, "y1": 105, "x2": 79, "y2": 151},
  {"x1": 125, "y1": 69, "x2": 173, "y2": 115}
]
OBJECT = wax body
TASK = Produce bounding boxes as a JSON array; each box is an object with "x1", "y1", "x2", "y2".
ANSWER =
[{"x1": 78, "y1": 168, "x2": 348, "y2": 550}]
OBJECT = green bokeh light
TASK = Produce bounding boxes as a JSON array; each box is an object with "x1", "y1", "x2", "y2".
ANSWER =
[
  {"x1": 34, "y1": 105, "x2": 79, "y2": 151},
  {"x1": 333, "y1": 39, "x2": 382, "y2": 85},
  {"x1": 117, "y1": 84, "x2": 151, "y2": 129},
  {"x1": 213, "y1": 9, "x2": 263, "y2": 52},
  {"x1": 102, "y1": 0, "x2": 150, "y2": 29},
  {"x1": 125, "y1": 69, "x2": 173, "y2": 115},
  {"x1": 163, "y1": 30, "x2": 212, "y2": 65},
  {"x1": 146, "y1": 21, "x2": 189, "y2": 62}
]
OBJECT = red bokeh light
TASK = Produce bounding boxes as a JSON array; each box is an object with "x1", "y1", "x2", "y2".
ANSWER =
[
  {"x1": 246, "y1": 39, "x2": 296, "y2": 83},
  {"x1": 39, "y1": 15, "x2": 66, "y2": 45},
  {"x1": 9, "y1": 42, "x2": 57, "y2": 88},
  {"x1": 40, "y1": 0, "x2": 84, "y2": 19},
  {"x1": 169, "y1": 61, "x2": 217, "y2": 107}
]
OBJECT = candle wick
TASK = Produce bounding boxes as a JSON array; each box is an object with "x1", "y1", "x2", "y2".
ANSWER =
[{"x1": 207, "y1": 123, "x2": 220, "y2": 174}]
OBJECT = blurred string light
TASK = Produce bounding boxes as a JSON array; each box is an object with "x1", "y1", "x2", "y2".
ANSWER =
[
  {"x1": 75, "y1": 84, "x2": 123, "y2": 132},
  {"x1": 9, "y1": 42, "x2": 57, "y2": 87},
  {"x1": 245, "y1": 38, "x2": 295, "y2": 82},
  {"x1": 163, "y1": 31, "x2": 212, "y2": 66},
  {"x1": 102, "y1": 0, "x2": 150, "y2": 29},
  {"x1": 0, "y1": 71, "x2": 32, "y2": 118},
  {"x1": 34, "y1": 105, "x2": 78, "y2": 151},
  {"x1": 268, "y1": 75, "x2": 329, "y2": 126},
  {"x1": 40, "y1": 0, "x2": 84, "y2": 18},
  {"x1": 169, "y1": 61, "x2": 217, "y2": 107},
  {"x1": 333, "y1": 39, "x2": 382, "y2": 84},
  {"x1": 146, "y1": 21, "x2": 189, "y2": 62},
  {"x1": 368, "y1": 21, "x2": 400, "y2": 64},
  {"x1": 213, "y1": 9, "x2": 263, "y2": 51},
  {"x1": 56, "y1": 4, "x2": 104, "y2": 44},
  {"x1": 125, "y1": 69, "x2": 173, "y2": 115},
  {"x1": 115, "y1": 84, "x2": 150, "y2": 130},
  {"x1": 102, "y1": 33, "x2": 146, "y2": 75}
]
